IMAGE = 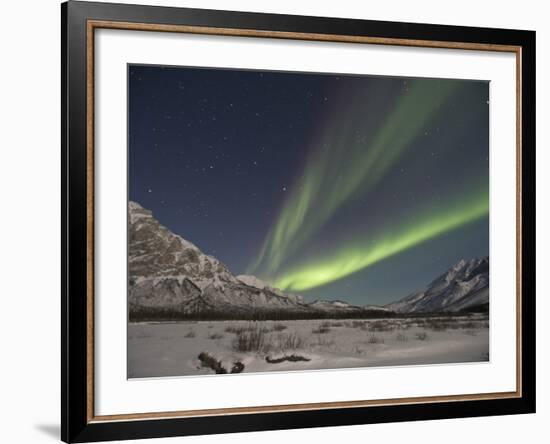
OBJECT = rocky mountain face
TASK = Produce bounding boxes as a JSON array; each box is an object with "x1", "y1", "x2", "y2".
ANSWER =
[
  {"x1": 129, "y1": 201, "x2": 307, "y2": 317},
  {"x1": 385, "y1": 257, "x2": 489, "y2": 313}
]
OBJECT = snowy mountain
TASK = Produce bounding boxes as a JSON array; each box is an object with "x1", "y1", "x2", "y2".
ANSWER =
[
  {"x1": 128, "y1": 201, "x2": 488, "y2": 319},
  {"x1": 128, "y1": 201, "x2": 307, "y2": 317},
  {"x1": 307, "y1": 299, "x2": 362, "y2": 312},
  {"x1": 385, "y1": 257, "x2": 489, "y2": 313},
  {"x1": 363, "y1": 304, "x2": 393, "y2": 313}
]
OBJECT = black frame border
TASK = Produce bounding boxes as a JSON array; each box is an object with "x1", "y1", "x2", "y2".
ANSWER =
[{"x1": 62, "y1": 1, "x2": 536, "y2": 442}]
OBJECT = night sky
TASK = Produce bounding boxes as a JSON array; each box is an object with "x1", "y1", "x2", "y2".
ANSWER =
[{"x1": 129, "y1": 64, "x2": 489, "y2": 305}]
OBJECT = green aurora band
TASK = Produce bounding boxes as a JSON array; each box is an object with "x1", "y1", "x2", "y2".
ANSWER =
[
  {"x1": 249, "y1": 79, "x2": 462, "y2": 278},
  {"x1": 271, "y1": 186, "x2": 489, "y2": 291}
]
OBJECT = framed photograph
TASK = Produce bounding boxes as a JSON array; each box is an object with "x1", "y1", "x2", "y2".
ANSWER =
[{"x1": 62, "y1": 1, "x2": 535, "y2": 442}]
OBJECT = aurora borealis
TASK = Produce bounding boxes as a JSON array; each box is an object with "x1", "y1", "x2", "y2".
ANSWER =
[
  {"x1": 129, "y1": 65, "x2": 489, "y2": 305},
  {"x1": 271, "y1": 184, "x2": 488, "y2": 291},
  {"x1": 247, "y1": 79, "x2": 461, "y2": 278}
]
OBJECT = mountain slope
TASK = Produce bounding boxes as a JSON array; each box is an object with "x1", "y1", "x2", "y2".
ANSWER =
[
  {"x1": 236, "y1": 275, "x2": 304, "y2": 304},
  {"x1": 385, "y1": 257, "x2": 489, "y2": 313}
]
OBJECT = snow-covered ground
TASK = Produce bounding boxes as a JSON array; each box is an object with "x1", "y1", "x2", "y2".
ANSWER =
[{"x1": 128, "y1": 315, "x2": 489, "y2": 378}]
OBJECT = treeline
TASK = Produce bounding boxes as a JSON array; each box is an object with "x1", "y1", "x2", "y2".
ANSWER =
[
  {"x1": 458, "y1": 302, "x2": 489, "y2": 314},
  {"x1": 128, "y1": 307, "x2": 399, "y2": 322},
  {"x1": 128, "y1": 304, "x2": 489, "y2": 323}
]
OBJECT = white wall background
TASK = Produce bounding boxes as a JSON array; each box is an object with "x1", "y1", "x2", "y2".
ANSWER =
[{"x1": 0, "y1": 1, "x2": 546, "y2": 443}]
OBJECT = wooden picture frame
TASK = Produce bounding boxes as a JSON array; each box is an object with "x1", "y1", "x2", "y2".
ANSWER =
[{"x1": 62, "y1": 1, "x2": 536, "y2": 442}]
